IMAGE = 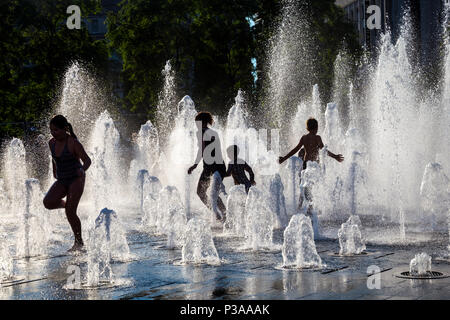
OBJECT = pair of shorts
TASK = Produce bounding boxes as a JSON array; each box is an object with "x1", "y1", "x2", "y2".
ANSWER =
[{"x1": 200, "y1": 163, "x2": 226, "y2": 182}]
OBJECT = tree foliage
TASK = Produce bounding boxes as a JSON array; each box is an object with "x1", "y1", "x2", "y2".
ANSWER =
[
  {"x1": 0, "y1": 0, "x2": 360, "y2": 138},
  {"x1": 107, "y1": 0, "x2": 258, "y2": 117},
  {"x1": 0, "y1": 0, "x2": 108, "y2": 139}
]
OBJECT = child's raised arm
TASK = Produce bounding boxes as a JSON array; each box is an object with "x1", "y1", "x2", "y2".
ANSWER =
[
  {"x1": 327, "y1": 150, "x2": 344, "y2": 162},
  {"x1": 279, "y1": 136, "x2": 304, "y2": 164},
  {"x1": 319, "y1": 136, "x2": 344, "y2": 162}
]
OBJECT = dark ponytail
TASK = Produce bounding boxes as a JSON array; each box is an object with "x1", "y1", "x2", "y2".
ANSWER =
[
  {"x1": 50, "y1": 115, "x2": 78, "y2": 140},
  {"x1": 67, "y1": 122, "x2": 78, "y2": 141}
]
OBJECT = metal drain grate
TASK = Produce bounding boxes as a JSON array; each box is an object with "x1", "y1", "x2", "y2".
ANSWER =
[
  {"x1": 396, "y1": 271, "x2": 449, "y2": 279},
  {"x1": 329, "y1": 251, "x2": 376, "y2": 257}
]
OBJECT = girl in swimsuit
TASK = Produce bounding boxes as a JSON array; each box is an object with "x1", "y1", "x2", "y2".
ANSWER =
[{"x1": 43, "y1": 115, "x2": 92, "y2": 252}]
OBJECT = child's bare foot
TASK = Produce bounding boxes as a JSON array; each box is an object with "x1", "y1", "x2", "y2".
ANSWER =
[{"x1": 67, "y1": 242, "x2": 84, "y2": 253}]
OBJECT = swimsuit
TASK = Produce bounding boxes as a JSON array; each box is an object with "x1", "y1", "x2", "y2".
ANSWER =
[{"x1": 51, "y1": 139, "x2": 82, "y2": 188}]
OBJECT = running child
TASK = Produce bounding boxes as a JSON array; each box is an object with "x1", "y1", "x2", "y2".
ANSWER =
[{"x1": 224, "y1": 145, "x2": 255, "y2": 193}]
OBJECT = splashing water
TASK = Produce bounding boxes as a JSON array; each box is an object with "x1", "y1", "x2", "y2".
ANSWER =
[
  {"x1": 86, "y1": 208, "x2": 131, "y2": 287},
  {"x1": 298, "y1": 161, "x2": 323, "y2": 237},
  {"x1": 0, "y1": 179, "x2": 10, "y2": 213},
  {"x1": 409, "y1": 252, "x2": 432, "y2": 276},
  {"x1": 260, "y1": 173, "x2": 288, "y2": 229},
  {"x1": 156, "y1": 60, "x2": 177, "y2": 145},
  {"x1": 282, "y1": 214, "x2": 322, "y2": 269},
  {"x1": 264, "y1": 0, "x2": 315, "y2": 136},
  {"x1": 87, "y1": 111, "x2": 123, "y2": 213},
  {"x1": 346, "y1": 151, "x2": 370, "y2": 216},
  {"x1": 156, "y1": 186, "x2": 186, "y2": 248},
  {"x1": 165, "y1": 96, "x2": 198, "y2": 210},
  {"x1": 16, "y1": 179, "x2": 49, "y2": 258},
  {"x1": 181, "y1": 217, "x2": 220, "y2": 265},
  {"x1": 0, "y1": 228, "x2": 13, "y2": 281},
  {"x1": 208, "y1": 171, "x2": 226, "y2": 223},
  {"x1": 2, "y1": 138, "x2": 27, "y2": 215},
  {"x1": 280, "y1": 156, "x2": 302, "y2": 217},
  {"x1": 224, "y1": 185, "x2": 247, "y2": 236},
  {"x1": 56, "y1": 62, "x2": 105, "y2": 142},
  {"x1": 136, "y1": 120, "x2": 160, "y2": 175},
  {"x1": 419, "y1": 163, "x2": 450, "y2": 232},
  {"x1": 420, "y1": 163, "x2": 450, "y2": 214},
  {"x1": 225, "y1": 89, "x2": 249, "y2": 157},
  {"x1": 367, "y1": 21, "x2": 425, "y2": 219},
  {"x1": 135, "y1": 169, "x2": 150, "y2": 213},
  {"x1": 2, "y1": 2, "x2": 450, "y2": 290},
  {"x1": 243, "y1": 186, "x2": 275, "y2": 250},
  {"x1": 338, "y1": 215, "x2": 366, "y2": 256},
  {"x1": 142, "y1": 176, "x2": 163, "y2": 228}
]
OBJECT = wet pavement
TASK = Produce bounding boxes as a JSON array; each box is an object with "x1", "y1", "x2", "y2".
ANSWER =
[{"x1": 1, "y1": 209, "x2": 449, "y2": 300}]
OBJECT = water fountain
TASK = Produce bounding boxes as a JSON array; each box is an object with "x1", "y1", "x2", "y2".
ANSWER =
[
  {"x1": 419, "y1": 162, "x2": 450, "y2": 230},
  {"x1": 0, "y1": 178, "x2": 10, "y2": 212},
  {"x1": 0, "y1": 229, "x2": 13, "y2": 282},
  {"x1": 440, "y1": 7, "x2": 450, "y2": 177},
  {"x1": 409, "y1": 252, "x2": 431, "y2": 276},
  {"x1": 298, "y1": 161, "x2": 323, "y2": 238},
  {"x1": 16, "y1": 179, "x2": 49, "y2": 258},
  {"x1": 396, "y1": 251, "x2": 448, "y2": 280},
  {"x1": 156, "y1": 60, "x2": 177, "y2": 146},
  {"x1": 291, "y1": 84, "x2": 323, "y2": 145},
  {"x1": 225, "y1": 89, "x2": 249, "y2": 158},
  {"x1": 2, "y1": 138, "x2": 27, "y2": 216},
  {"x1": 56, "y1": 62, "x2": 104, "y2": 143},
  {"x1": 282, "y1": 214, "x2": 322, "y2": 269},
  {"x1": 260, "y1": 173, "x2": 288, "y2": 229},
  {"x1": 242, "y1": 186, "x2": 275, "y2": 251},
  {"x1": 337, "y1": 215, "x2": 366, "y2": 256},
  {"x1": 224, "y1": 185, "x2": 247, "y2": 235},
  {"x1": 280, "y1": 156, "x2": 302, "y2": 216},
  {"x1": 345, "y1": 151, "x2": 370, "y2": 217},
  {"x1": 142, "y1": 175, "x2": 163, "y2": 229},
  {"x1": 165, "y1": 95, "x2": 198, "y2": 212},
  {"x1": 135, "y1": 120, "x2": 160, "y2": 175},
  {"x1": 87, "y1": 111, "x2": 123, "y2": 214},
  {"x1": 1, "y1": 0, "x2": 450, "y2": 299},
  {"x1": 323, "y1": 103, "x2": 343, "y2": 152},
  {"x1": 156, "y1": 186, "x2": 186, "y2": 248},
  {"x1": 85, "y1": 208, "x2": 131, "y2": 288},
  {"x1": 136, "y1": 169, "x2": 150, "y2": 213},
  {"x1": 264, "y1": 0, "x2": 315, "y2": 138},
  {"x1": 181, "y1": 217, "x2": 220, "y2": 265},
  {"x1": 367, "y1": 18, "x2": 428, "y2": 225}
]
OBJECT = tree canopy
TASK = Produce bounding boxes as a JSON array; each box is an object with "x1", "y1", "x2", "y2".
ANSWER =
[
  {"x1": 0, "y1": 0, "x2": 108, "y2": 138},
  {"x1": 0, "y1": 0, "x2": 360, "y2": 138}
]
